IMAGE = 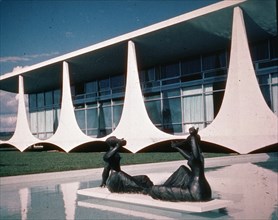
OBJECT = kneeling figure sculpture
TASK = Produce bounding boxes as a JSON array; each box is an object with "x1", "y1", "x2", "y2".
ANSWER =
[
  {"x1": 149, "y1": 127, "x2": 212, "y2": 202},
  {"x1": 100, "y1": 136, "x2": 153, "y2": 194}
]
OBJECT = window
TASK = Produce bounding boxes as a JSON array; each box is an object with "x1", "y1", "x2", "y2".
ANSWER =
[
  {"x1": 85, "y1": 81, "x2": 98, "y2": 93},
  {"x1": 37, "y1": 110, "x2": 45, "y2": 135},
  {"x1": 53, "y1": 90, "x2": 61, "y2": 105},
  {"x1": 204, "y1": 69, "x2": 227, "y2": 79},
  {"x1": 113, "y1": 104, "x2": 123, "y2": 128},
  {"x1": 37, "y1": 93, "x2": 45, "y2": 108},
  {"x1": 45, "y1": 91, "x2": 53, "y2": 107},
  {"x1": 202, "y1": 51, "x2": 226, "y2": 71},
  {"x1": 99, "y1": 78, "x2": 110, "y2": 96},
  {"x1": 111, "y1": 75, "x2": 125, "y2": 94},
  {"x1": 162, "y1": 97, "x2": 182, "y2": 133},
  {"x1": 182, "y1": 86, "x2": 204, "y2": 130},
  {"x1": 99, "y1": 78, "x2": 110, "y2": 91},
  {"x1": 75, "y1": 83, "x2": 85, "y2": 95},
  {"x1": 87, "y1": 108, "x2": 98, "y2": 129},
  {"x1": 161, "y1": 63, "x2": 180, "y2": 79},
  {"x1": 181, "y1": 56, "x2": 201, "y2": 75},
  {"x1": 270, "y1": 37, "x2": 278, "y2": 59},
  {"x1": 212, "y1": 82, "x2": 225, "y2": 117},
  {"x1": 111, "y1": 75, "x2": 124, "y2": 88},
  {"x1": 29, "y1": 94, "x2": 37, "y2": 110},
  {"x1": 45, "y1": 110, "x2": 54, "y2": 134},
  {"x1": 145, "y1": 100, "x2": 162, "y2": 125},
  {"x1": 30, "y1": 112, "x2": 37, "y2": 134},
  {"x1": 250, "y1": 40, "x2": 269, "y2": 61},
  {"x1": 75, "y1": 109, "x2": 86, "y2": 131},
  {"x1": 140, "y1": 67, "x2": 158, "y2": 82}
]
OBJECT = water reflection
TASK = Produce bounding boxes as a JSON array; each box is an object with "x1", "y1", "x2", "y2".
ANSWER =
[
  {"x1": 16, "y1": 182, "x2": 82, "y2": 220},
  {"x1": 61, "y1": 182, "x2": 79, "y2": 220},
  {"x1": 19, "y1": 188, "x2": 30, "y2": 220},
  {"x1": 0, "y1": 160, "x2": 277, "y2": 220},
  {"x1": 207, "y1": 162, "x2": 278, "y2": 219}
]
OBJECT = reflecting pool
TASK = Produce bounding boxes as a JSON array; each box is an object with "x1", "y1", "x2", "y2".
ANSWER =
[{"x1": 0, "y1": 155, "x2": 277, "y2": 220}]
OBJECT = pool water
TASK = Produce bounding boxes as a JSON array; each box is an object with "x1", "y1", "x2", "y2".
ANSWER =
[{"x1": 0, "y1": 157, "x2": 277, "y2": 220}]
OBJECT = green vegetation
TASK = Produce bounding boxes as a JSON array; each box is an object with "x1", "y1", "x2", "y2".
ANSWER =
[{"x1": 0, "y1": 150, "x2": 229, "y2": 177}]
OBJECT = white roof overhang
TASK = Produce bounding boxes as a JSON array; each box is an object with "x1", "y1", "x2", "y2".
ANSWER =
[{"x1": 0, "y1": 0, "x2": 276, "y2": 94}]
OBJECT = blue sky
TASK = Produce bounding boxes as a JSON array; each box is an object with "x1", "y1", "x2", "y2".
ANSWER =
[{"x1": 0, "y1": 0, "x2": 219, "y2": 132}]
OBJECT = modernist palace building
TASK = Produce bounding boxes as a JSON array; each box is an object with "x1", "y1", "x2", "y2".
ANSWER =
[{"x1": 0, "y1": 0, "x2": 277, "y2": 154}]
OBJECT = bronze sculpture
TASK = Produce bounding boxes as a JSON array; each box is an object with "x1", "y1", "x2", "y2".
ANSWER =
[
  {"x1": 149, "y1": 127, "x2": 212, "y2": 201},
  {"x1": 100, "y1": 136, "x2": 153, "y2": 194}
]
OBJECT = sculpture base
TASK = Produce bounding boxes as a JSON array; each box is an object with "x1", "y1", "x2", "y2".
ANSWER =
[{"x1": 77, "y1": 187, "x2": 232, "y2": 213}]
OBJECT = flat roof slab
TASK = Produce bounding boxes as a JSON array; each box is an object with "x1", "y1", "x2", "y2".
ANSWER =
[{"x1": 1, "y1": 0, "x2": 276, "y2": 94}]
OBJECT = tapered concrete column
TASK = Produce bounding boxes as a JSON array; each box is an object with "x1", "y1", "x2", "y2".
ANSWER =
[
  {"x1": 7, "y1": 75, "x2": 39, "y2": 151},
  {"x1": 47, "y1": 61, "x2": 93, "y2": 152},
  {"x1": 110, "y1": 41, "x2": 175, "y2": 153},
  {"x1": 200, "y1": 7, "x2": 278, "y2": 154}
]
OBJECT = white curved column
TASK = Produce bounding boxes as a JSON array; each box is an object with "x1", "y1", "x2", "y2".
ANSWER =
[
  {"x1": 110, "y1": 41, "x2": 175, "y2": 153},
  {"x1": 6, "y1": 75, "x2": 39, "y2": 151},
  {"x1": 46, "y1": 61, "x2": 93, "y2": 152},
  {"x1": 200, "y1": 7, "x2": 278, "y2": 154}
]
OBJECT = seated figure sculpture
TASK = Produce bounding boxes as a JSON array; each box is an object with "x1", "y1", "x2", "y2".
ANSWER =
[
  {"x1": 149, "y1": 127, "x2": 212, "y2": 202},
  {"x1": 100, "y1": 136, "x2": 153, "y2": 194}
]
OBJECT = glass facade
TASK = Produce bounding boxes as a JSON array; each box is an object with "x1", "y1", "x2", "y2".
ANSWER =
[{"x1": 28, "y1": 37, "x2": 278, "y2": 139}]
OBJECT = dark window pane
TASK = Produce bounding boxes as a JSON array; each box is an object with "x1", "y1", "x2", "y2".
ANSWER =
[
  {"x1": 162, "y1": 89, "x2": 180, "y2": 98},
  {"x1": 87, "y1": 108, "x2": 98, "y2": 129},
  {"x1": 260, "y1": 85, "x2": 272, "y2": 108},
  {"x1": 145, "y1": 100, "x2": 162, "y2": 124},
  {"x1": 163, "y1": 97, "x2": 181, "y2": 124},
  {"x1": 161, "y1": 78, "x2": 180, "y2": 85},
  {"x1": 270, "y1": 37, "x2": 278, "y2": 59},
  {"x1": 29, "y1": 94, "x2": 37, "y2": 110},
  {"x1": 37, "y1": 93, "x2": 44, "y2": 108},
  {"x1": 113, "y1": 105, "x2": 123, "y2": 128},
  {"x1": 111, "y1": 75, "x2": 124, "y2": 88},
  {"x1": 99, "y1": 78, "x2": 110, "y2": 91},
  {"x1": 181, "y1": 57, "x2": 201, "y2": 75},
  {"x1": 250, "y1": 40, "x2": 269, "y2": 61},
  {"x1": 258, "y1": 60, "x2": 278, "y2": 69},
  {"x1": 45, "y1": 91, "x2": 53, "y2": 106},
  {"x1": 53, "y1": 90, "x2": 61, "y2": 105},
  {"x1": 86, "y1": 81, "x2": 98, "y2": 93},
  {"x1": 161, "y1": 63, "x2": 180, "y2": 79},
  {"x1": 202, "y1": 51, "x2": 226, "y2": 71},
  {"x1": 75, "y1": 83, "x2": 85, "y2": 95},
  {"x1": 140, "y1": 67, "x2": 160, "y2": 83},
  {"x1": 204, "y1": 69, "x2": 227, "y2": 78},
  {"x1": 75, "y1": 110, "x2": 85, "y2": 130}
]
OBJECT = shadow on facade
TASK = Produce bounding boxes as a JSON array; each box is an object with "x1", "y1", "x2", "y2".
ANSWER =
[
  {"x1": 24, "y1": 143, "x2": 64, "y2": 152},
  {"x1": 249, "y1": 143, "x2": 278, "y2": 154},
  {"x1": 138, "y1": 140, "x2": 237, "y2": 153},
  {"x1": 0, "y1": 143, "x2": 20, "y2": 151},
  {"x1": 69, "y1": 141, "x2": 132, "y2": 153}
]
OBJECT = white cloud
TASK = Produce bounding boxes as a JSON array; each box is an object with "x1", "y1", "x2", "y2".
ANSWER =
[
  {"x1": 0, "y1": 91, "x2": 17, "y2": 132},
  {"x1": 0, "y1": 56, "x2": 30, "y2": 63},
  {"x1": 0, "y1": 91, "x2": 29, "y2": 132},
  {"x1": 0, "y1": 114, "x2": 16, "y2": 132},
  {"x1": 65, "y1": 31, "x2": 75, "y2": 38},
  {"x1": 0, "y1": 91, "x2": 17, "y2": 114},
  {"x1": 0, "y1": 52, "x2": 59, "y2": 63}
]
